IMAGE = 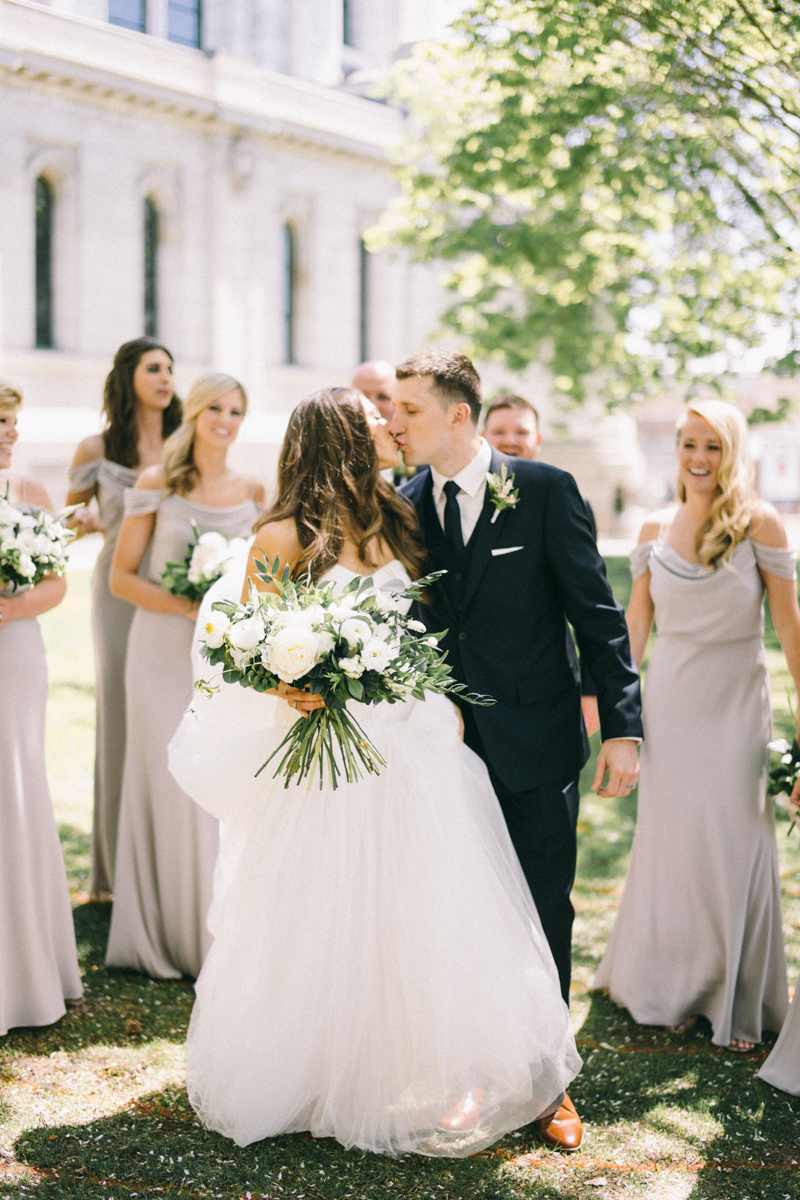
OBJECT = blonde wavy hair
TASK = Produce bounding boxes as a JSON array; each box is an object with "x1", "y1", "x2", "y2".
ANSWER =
[
  {"x1": 163, "y1": 373, "x2": 247, "y2": 495},
  {"x1": 676, "y1": 399, "x2": 756, "y2": 569},
  {"x1": 0, "y1": 380, "x2": 23, "y2": 416}
]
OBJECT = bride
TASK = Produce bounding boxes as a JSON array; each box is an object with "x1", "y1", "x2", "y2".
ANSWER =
[{"x1": 169, "y1": 387, "x2": 581, "y2": 1157}]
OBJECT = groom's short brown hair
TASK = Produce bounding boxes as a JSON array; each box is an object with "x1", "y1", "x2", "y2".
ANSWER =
[{"x1": 396, "y1": 352, "x2": 483, "y2": 425}]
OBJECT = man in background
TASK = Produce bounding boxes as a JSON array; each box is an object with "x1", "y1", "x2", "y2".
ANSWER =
[
  {"x1": 483, "y1": 393, "x2": 600, "y2": 737},
  {"x1": 351, "y1": 361, "x2": 397, "y2": 422}
]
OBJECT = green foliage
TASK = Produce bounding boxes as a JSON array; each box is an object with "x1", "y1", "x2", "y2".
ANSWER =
[{"x1": 370, "y1": 0, "x2": 800, "y2": 404}]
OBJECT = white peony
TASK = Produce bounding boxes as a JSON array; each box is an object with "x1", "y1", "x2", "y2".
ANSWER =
[
  {"x1": 0, "y1": 532, "x2": 17, "y2": 554},
  {"x1": 339, "y1": 655, "x2": 365, "y2": 678},
  {"x1": 201, "y1": 610, "x2": 230, "y2": 649},
  {"x1": 340, "y1": 617, "x2": 373, "y2": 648},
  {"x1": 15, "y1": 530, "x2": 38, "y2": 555},
  {"x1": 276, "y1": 603, "x2": 325, "y2": 629},
  {"x1": 228, "y1": 612, "x2": 266, "y2": 652},
  {"x1": 17, "y1": 553, "x2": 36, "y2": 578},
  {"x1": 226, "y1": 536, "x2": 250, "y2": 558},
  {"x1": 197, "y1": 530, "x2": 229, "y2": 552},
  {"x1": 314, "y1": 628, "x2": 335, "y2": 655},
  {"x1": 17, "y1": 514, "x2": 37, "y2": 530},
  {"x1": 264, "y1": 626, "x2": 320, "y2": 682},
  {"x1": 360, "y1": 638, "x2": 394, "y2": 672}
]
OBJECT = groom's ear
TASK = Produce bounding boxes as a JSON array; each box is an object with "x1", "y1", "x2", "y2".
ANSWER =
[{"x1": 448, "y1": 402, "x2": 473, "y2": 430}]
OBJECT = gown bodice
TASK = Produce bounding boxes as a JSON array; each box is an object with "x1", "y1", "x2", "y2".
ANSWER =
[
  {"x1": 631, "y1": 538, "x2": 797, "y2": 643},
  {"x1": 67, "y1": 458, "x2": 140, "y2": 548},
  {"x1": 123, "y1": 489, "x2": 260, "y2": 584},
  {"x1": 318, "y1": 558, "x2": 413, "y2": 613}
]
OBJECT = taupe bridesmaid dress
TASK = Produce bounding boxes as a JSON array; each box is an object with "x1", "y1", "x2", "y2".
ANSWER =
[
  {"x1": 759, "y1": 977, "x2": 800, "y2": 1094},
  {"x1": 67, "y1": 458, "x2": 139, "y2": 897},
  {"x1": 106, "y1": 489, "x2": 260, "y2": 980},
  {"x1": 593, "y1": 536, "x2": 796, "y2": 1048},
  {"x1": 0, "y1": 497, "x2": 83, "y2": 1035}
]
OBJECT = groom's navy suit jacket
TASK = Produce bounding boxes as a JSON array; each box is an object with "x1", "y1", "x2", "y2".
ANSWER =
[{"x1": 400, "y1": 449, "x2": 643, "y2": 793}]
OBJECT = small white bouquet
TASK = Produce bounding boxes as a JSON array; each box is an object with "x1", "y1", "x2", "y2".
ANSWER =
[
  {"x1": 0, "y1": 488, "x2": 76, "y2": 590},
  {"x1": 161, "y1": 523, "x2": 251, "y2": 604},
  {"x1": 198, "y1": 557, "x2": 493, "y2": 789},
  {"x1": 767, "y1": 737, "x2": 800, "y2": 836}
]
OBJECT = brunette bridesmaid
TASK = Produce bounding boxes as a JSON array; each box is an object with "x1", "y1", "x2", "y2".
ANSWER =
[
  {"x1": 106, "y1": 374, "x2": 264, "y2": 980},
  {"x1": 66, "y1": 338, "x2": 182, "y2": 902},
  {"x1": 0, "y1": 381, "x2": 83, "y2": 1035}
]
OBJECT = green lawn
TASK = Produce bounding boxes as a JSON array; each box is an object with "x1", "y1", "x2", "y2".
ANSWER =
[{"x1": 1, "y1": 561, "x2": 799, "y2": 1199}]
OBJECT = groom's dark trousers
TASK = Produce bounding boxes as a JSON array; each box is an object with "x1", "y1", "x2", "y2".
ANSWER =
[{"x1": 401, "y1": 451, "x2": 643, "y2": 1004}]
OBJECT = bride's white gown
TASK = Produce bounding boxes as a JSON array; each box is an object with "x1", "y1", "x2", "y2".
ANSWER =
[{"x1": 168, "y1": 559, "x2": 581, "y2": 1156}]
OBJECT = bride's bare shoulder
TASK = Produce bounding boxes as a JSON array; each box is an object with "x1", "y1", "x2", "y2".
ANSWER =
[{"x1": 251, "y1": 517, "x2": 301, "y2": 564}]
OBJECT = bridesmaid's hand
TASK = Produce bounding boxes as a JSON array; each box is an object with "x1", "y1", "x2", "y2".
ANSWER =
[
  {"x1": 69, "y1": 508, "x2": 106, "y2": 537},
  {"x1": 276, "y1": 680, "x2": 325, "y2": 718}
]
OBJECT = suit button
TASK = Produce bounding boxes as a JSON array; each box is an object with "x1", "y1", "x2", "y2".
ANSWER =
[
  {"x1": 455, "y1": 572, "x2": 463, "y2": 581},
  {"x1": 458, "y1": 631, "x2": 467, "y2": 641}
]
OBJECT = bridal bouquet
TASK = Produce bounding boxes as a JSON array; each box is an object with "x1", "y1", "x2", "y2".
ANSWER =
[
  {"x1": 0, "y1": 489, "x2": 76, "y2": 589},
  {"x1": 767, "y1": 738, "x2": 800, "y2": 835},
  {"x1": 197, "y1": 556, "x2": 492, "y2": 789},
  {"x1": 161, "y1": 523, "x2": 251, "y2": 604}
]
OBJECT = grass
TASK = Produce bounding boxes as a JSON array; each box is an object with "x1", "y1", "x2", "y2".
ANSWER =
[{"x1": 1, "y1": 560, "x2": 800, "y2": 1199}]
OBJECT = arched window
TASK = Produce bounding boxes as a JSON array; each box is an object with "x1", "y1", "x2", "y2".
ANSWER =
[
  {"x1": 283, "y1": 223, "x2": 296, "y2": 365},
  {"x1": 109, "y1": 0, "x2": 145, "y2": 32},
  {"x1": 359, "y1": 237, "x2": 370, "y2": 362},
  {"x1": 35, "y1": 176, "x2": 55, "y2": 349},
  {"x1": 169, "y1": 0, "x2": 202, "y2": 48},
  {"x1": 343, "y1": 0, "x2": 355, "y2": 46},
  {"x1": 144, "y1": 196, "x2": 159, "y2": 338}
]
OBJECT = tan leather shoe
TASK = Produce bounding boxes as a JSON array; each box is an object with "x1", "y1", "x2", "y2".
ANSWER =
[
  {"x1": 538, "y1": 1093, "x2": 582, "y2": 1151},
  {"x1": 437, "y1": 1088, "x2": 485, "y2": 1134}
]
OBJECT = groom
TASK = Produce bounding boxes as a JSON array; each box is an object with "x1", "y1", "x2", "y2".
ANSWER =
[{"x1": 391, "y1": 352, "x2": 643, "y2": 1149}]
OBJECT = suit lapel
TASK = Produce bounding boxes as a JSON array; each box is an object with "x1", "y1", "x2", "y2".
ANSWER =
[{"x1": 460, "y1": 448, "x2": 514, "y2": 614}]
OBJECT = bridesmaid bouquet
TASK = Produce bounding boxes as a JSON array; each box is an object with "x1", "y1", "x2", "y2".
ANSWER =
[
  {"x1": 197, "y1": 556, "x2": 492, "y2": 789},
  {"x1": 0, "y1": 489, "x2": 76, "y2": 589},
  {"x1": 161, "y1": 523, "x2": 251, "y2": 604},
  {"x1": 767, "y1": 738, "x2": 800, "y2": 835}
]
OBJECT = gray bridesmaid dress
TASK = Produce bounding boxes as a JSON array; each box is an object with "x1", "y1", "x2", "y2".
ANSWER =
[
  {"x1": 0, "y1": 501, "x2": 83, "y2": 1035},
  {"x1": 593, "y1": 537, "x2": 796, "y2": 1047},
  {"x1": 67, "y1": 458, "x2": 139, "y2": 897},
  {"x1": 106, "y1": 489, "x2": 260, "y2": 980}
]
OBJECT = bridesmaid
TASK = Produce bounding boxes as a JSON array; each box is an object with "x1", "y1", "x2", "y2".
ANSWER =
[
  {"x1": 593, "y1": 399, "x2": 800, "y2": 1051},
  {"x1": 106, "y1": 374, "x2": 264, "y2": 979},
  {"x1": 66, "y1": 338, "x2": 182, "y2": 902},
  {"x1": 0, "y1": 380, "x2": 83, "y2": 1035}
]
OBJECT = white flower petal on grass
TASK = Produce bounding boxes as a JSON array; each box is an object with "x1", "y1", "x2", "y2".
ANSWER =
[
  {"x1": 228, "y1": 613, "x2": 266, "y2": 652},
  {"x1": 201, "y1": 611, "x2": 230, "y2": 649},
  {"x1": 265, "y1": 626, "x2": 320, "y2": 683}
]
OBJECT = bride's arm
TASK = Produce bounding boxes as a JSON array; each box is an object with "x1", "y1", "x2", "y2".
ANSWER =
[{"x1": 242, "y1": 519, "x2": 325, "y2": 716}]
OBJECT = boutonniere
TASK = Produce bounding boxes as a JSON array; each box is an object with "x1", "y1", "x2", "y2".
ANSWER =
[{"x1": 486, "y1": 464, "x2": 520, "y2": 524}]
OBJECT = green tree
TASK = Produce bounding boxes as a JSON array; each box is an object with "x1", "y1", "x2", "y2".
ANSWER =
[{"x1": 369, "y1": 0, "x2": 800, "y2": 404}]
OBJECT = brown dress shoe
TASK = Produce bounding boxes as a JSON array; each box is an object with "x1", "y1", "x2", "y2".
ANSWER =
[
  {"x1": 436, "y1": 1088, "x2": 485, "y2": 1134},
  {"x1": 538, "y1": 1093, "x2": 582, "y2": 1150}
]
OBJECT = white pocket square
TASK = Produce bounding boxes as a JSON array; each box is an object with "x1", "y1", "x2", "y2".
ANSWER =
[{"x1": 491, "y1": 545, "x2": 524, "y2": 557}]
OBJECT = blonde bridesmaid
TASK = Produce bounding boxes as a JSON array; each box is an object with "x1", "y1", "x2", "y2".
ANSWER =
[
  {"x1": 106, "y1": 374, "x2": 264, "y2": 980},
  {"x1": 594, "y1": 400, "x2": 800, "y2": 1051},
  {"x1": 0, "y1": 380, "x2": 82, "y2": 1035},
  {"x1": 66, "y1": 338, "x2": 182, "y2": 901}
]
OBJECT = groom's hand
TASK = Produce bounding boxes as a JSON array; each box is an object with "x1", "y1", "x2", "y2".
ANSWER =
[{"x1": 591, "y1": 739, "x2": 640, "y2": 798}]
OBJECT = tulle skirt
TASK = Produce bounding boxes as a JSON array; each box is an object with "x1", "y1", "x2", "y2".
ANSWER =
[{"x1": 169, "y1": 668, "x2": 580, "y2": 1156}]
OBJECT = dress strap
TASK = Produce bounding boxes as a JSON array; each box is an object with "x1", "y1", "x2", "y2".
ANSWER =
[
  {"x1": 68, "y1": 459, "x2": 102, "y2": 492},
  {"x1": 751, "y1": 540, "x2": 797, "y2": 581},
  {"x1": 629, "y1": 541, "x2": 655, "y2": 581},
  {"x1": 124, "y1": 488, "x2": 162, "y2": 518}
]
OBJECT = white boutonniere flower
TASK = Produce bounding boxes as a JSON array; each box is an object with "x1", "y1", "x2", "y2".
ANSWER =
[{"x1": 486, "y1": 464, "x2": 520, "y2": 524}]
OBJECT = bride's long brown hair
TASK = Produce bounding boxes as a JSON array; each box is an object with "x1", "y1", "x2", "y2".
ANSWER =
[{"x1": 255, "y1": 387, "x2": 426, "y2": 583}]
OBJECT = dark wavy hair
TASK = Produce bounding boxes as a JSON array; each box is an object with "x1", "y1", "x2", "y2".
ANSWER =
[
  {"x1": 256, "y1": 387, "x2": 427, "y2": 583},
  {"x1": 102, "y1": 338, "x2": 182, "y2": 467}
]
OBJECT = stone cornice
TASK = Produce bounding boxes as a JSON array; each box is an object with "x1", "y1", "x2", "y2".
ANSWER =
[{"x1": 0, "y1": 0, "x2": 402, "y2": 161}]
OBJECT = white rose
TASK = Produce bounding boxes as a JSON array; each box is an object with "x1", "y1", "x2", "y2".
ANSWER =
[
  {"x1": 315, "y1": 629, "x2": 335, "y2": 655},
  {"x1": 339, "y1": 655, "x2": 365, "y2": 678},
  {"x1": 264, "y1": 626, "x2": 320, "y2": 683},
  {"x1": 197, "y1": 530, "x2": 229, "y2": 552},
  {"x1": 340, "y1": 617, "x2": 373, "y2": 648},
  {"x1": 16, "y1": 530, "x2": 38, "y2": 555},
  {"x1": 33, "y1": 534, "x2": 54, "y2": 556},
  {"x1": 276, "y1": 603, "x2": 325, "y2": 629},
  {"x1": 228, "y1": 613, "x2": 266, "y2": 652},
  {"x1": 360, "y1": 638, "x2": 394, "y2": 672},
  {"x1": 0, "y1": 532, "x2": 17, "y2": 554},
  {"x1": 201, "y1": 610, "x2": 230, "y2": 649},
  {"x1": 17, "y1": 514, "x2": 37, "y2": 530},
  {"x1": 187, "y1": 566, "x2": 202, "y2": 584},
  {"x1": 17, "y1": 553, "x2": 36, "y2": 578}
]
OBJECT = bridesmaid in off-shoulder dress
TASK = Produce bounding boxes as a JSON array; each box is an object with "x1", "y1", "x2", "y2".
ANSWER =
[
  {"x1": 593, "y1": 399, "x2": 800, "y2": 1052},
  {"x1": 0, "y1": 381, "x2": 82, "y2": 1036},
  {"x1": 105, "y1": 373, "x2": 264, "y2": 980},
  {"x1": 66, "y1": 338, "x2": 182, "y2": 901}
]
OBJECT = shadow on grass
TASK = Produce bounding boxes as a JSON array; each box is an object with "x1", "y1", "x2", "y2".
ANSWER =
[{"x1": 11, "y1": 1085, "x2": 564, "y2": 1200}]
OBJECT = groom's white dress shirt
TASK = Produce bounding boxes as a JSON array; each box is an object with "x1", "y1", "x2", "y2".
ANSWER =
[{"x1": 430, "y1": 439, "x2": 493, "y2": 544}]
